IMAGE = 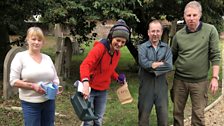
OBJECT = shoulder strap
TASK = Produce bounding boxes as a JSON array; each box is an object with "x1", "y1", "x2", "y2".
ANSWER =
[
  {"x1": 95, "y1": 39, "x2": 107, "y2": 73},
  {"x1": 96, "y1": 48, "x2": 106, "y2": 67}
]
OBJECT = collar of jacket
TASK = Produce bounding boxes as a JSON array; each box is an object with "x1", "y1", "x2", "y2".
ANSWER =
[
  {"x1": 146, "y1": 40, "x2": 167, "y2": 48},
  {"x1": 99, "y1": 38, "x2": 118, "y2": 55},
  {"x1": 185, "y1": 21, "x2": 202, "y2": 33}
]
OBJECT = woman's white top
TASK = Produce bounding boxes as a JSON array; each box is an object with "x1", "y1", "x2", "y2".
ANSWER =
[{"x1": 10, "y1": 50, "x2": 60, "y2": 103}]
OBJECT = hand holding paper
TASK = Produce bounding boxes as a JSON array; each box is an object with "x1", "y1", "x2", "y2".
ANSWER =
[
  {"x1": 74, "y1": 80, "x2": 91, "y2": 99},
  {"x1": 117, "y1": 73, "x2": 126, "y2": 85}
]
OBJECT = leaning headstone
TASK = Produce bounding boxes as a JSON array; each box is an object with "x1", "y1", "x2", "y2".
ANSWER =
[
  {"x1": 54, "y1": 23, "x2": 63, "y2": 81},
  {"x1": 3, "y1": 46, "x2": 26, "y2": 99}
]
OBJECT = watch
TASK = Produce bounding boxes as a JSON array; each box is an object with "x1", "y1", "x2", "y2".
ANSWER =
[{"x1": 212, "y1": 76, "x2": 219, "y2": 80}]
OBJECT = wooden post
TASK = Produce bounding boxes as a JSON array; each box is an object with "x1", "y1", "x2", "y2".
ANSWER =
[
  {"x1": 63, "y1": 37, "x2": 73, "y2": 79},
  {"x1": 54, "y1": 24, "x2": 73, "y2": 81},
  {"x1": 54, "y1": 24, "x2": 64, "y2": 81}
]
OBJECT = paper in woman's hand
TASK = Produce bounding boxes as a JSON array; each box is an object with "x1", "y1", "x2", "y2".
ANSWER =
[{"x1": 74, "y1": 80, "x2": 91, "y2": 93}]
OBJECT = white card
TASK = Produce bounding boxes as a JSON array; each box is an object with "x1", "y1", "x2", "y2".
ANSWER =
[{"x1": 74, "y1": 80, "x2": 91, "y2": 93}]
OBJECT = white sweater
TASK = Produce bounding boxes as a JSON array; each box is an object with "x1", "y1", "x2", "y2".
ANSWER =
[{"x1": 10, "y1": 50, "x2": 60, "y2": 103}]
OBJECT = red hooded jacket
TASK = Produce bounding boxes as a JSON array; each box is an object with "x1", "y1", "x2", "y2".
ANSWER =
[{"x1": 80, "y1": 39, "x2": 120, "y2": 90}]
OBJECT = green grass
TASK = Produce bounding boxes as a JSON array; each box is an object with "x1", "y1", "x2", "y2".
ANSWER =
[{"x1": 43, "y1": 38, "x2": 223, "y2": 126}]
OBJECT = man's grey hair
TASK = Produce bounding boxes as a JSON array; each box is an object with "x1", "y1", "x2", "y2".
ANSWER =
[
  {"x1": 148, "y1": 20, "x2": 163, "y2": 31},
  {"x1": 184, "y1": 1, "x2": 202, "y2": 14}
]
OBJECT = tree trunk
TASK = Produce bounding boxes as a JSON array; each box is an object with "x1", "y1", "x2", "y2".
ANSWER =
[
  {"x1": 161, "y1": 27, "x2": 170, "y2": 44},
  {"x1": 126, "y1": 41, "x2": 138, "y2": 64},
  {"x1": 169, "y1": 19, "x2": 178, "y2": 45},
  {"x1": 0, "y1": 24, "x2": 11, "y2": 76}
]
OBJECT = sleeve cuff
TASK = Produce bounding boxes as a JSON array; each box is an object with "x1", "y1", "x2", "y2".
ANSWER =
[{"x1": 81, "y1": 78, "x2": 89, "y2": 82}]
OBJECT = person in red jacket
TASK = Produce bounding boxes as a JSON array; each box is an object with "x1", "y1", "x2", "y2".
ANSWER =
[{"x1": 80, "y1": 19, "x2": 130, "y2": 126}]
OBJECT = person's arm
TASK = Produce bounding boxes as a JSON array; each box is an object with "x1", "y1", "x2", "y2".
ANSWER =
[
  {"x1": 210, "y1": 65, "x2": 219, "y2": 95},
  {"x1": 13, "y1": 80, "x2": 45, "y2": 94},
  {"x1": 80, "y1": 42, "x2": 105, "y2": 98},
  {"x1": 10, "y1": 53, "x2": 32, "y2": 89},
  {"x1": 80, "y1": 42, "x2": 104, "y2": 82},
  {"x1": 10, "y1": 53, "x2": 45, "y2": 94},
  {"x1": 82, "y1": 81, "x2": 90, "y2": 99},
  {"x1": 209, "y1": 26, "x2": 221, "y2": 95},
  {"x1": 10, "y1": 53, "x2": 22, "y2": 87},
  {"x1": 153, "y1": 47, "x2": 173, "y2": 76},
  {"x1": 209, "y1": 25, "x2": 220, "y2": 65},
  {"x1": 112, "y1": 71, "x2": 119, "y2": 81},
  {"x1": 138, "y1": 44, "x2": 154, "y2": 73},
  {"x1": 80, "y1": 51, "x2": 98, "y2": 99},
  {"x1": 171, "y1": 35, "x2": 178, "y2": 63}
]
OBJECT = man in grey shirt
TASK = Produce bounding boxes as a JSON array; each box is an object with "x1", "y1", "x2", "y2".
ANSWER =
[{"x1": 138, "y1": 20, "x2": 173, "y2": 126}]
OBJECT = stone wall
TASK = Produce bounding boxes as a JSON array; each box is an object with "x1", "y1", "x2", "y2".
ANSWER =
[{"x1": 91, "y1": 20, "x2": 116, "y2": 39}]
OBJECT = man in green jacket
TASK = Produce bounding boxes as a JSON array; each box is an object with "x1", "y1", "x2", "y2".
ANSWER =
[{"x1": 171, "y1": 1, "x2": 221, "y2": 126}]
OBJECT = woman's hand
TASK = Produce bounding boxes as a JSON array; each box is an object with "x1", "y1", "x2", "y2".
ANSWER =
[
  {"x1": 82, "y1": 81, "x2": 90, "y2": 99},
  {"x1": 117, "y1": 73, "x2": 126, "y2": 85},
  {"x1": 32, "y1": 83, "x2": 46, "y2": 94}
]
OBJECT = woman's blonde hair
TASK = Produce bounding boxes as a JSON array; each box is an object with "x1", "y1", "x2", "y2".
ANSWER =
[{"x1": 25, "y1": 27, "x2": 45, "y2": 43}]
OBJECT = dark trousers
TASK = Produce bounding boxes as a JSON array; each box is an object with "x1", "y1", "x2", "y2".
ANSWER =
[
  {"x1": 172, "y1": 79, "x2": 208, "y2": 126},
  {"x1": 138, "y1": 77, "x2": 168, "y2": 126}
]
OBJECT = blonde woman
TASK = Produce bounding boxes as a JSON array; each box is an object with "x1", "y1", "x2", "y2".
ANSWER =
[{"x1": 10, "y1": 27, "x2": 59, "y2": 126}]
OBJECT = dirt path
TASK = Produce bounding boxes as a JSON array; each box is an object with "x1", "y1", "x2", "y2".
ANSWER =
[{"x1": 184, "y1": 95, "x2": 224, "y2": 126}]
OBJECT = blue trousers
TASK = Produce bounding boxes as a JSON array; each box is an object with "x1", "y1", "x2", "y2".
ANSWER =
[
  {"x1": 84, "y1": 89, "x2": 108, "y2": 126},
  {"x1": 21, "y1": 100, "x2": 55, "y2": 126}
]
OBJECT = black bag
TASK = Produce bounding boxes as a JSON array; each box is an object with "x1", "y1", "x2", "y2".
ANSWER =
[{"x1": 70, "y1": 92, "x2": 98, "y2": 121}]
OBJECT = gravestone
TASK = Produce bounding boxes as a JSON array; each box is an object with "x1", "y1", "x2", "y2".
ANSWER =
[
  {"x1": 3, "y1": 46, "x2": 26, "y2": 99},
  {"x1": 54, "y1": 24, "x2": 73, "y2": 81}
]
